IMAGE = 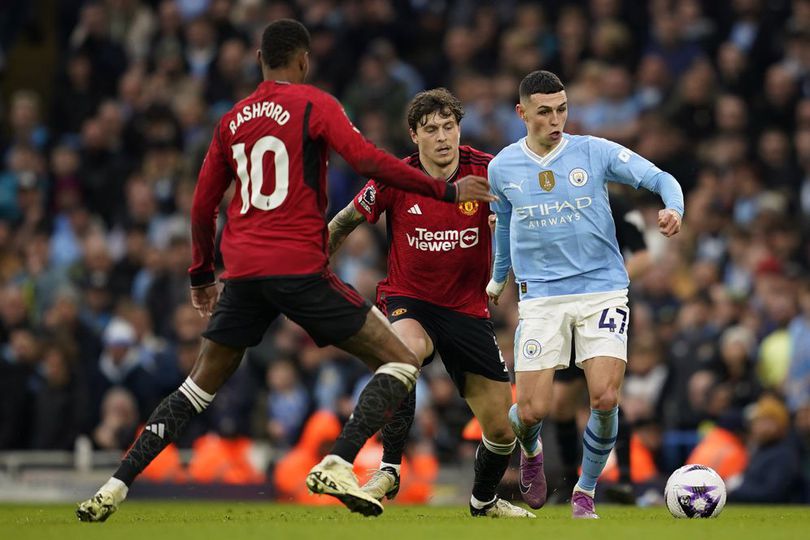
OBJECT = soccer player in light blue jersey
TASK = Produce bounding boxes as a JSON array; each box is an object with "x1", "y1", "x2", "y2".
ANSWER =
[{"x1": 486, "y1": 71, "x2": 684, "y2": 519}]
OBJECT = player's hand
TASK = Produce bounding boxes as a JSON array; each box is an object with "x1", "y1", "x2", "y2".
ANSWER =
[
  {"x1": 488, "y1": 214, "x2": 497, "y2": 232},
  {"x1": 190, "y1": 284, "x2": 219, "y2": 318},
  {"x1": 486, "y1": 278, "x2": 506, "y2": 305},
  {"x1": 658, "y1": 209, "x2": 682, "y2": 237},
  {"x1": 456, "y1": 175, "x2": 498, "y2": 203}
]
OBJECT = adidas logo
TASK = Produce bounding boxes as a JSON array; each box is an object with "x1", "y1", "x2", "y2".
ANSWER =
[
  {"x1": 145, "y1": 423, "x2": 166, "y2": 439},
  {"x1": 407, "y1": 204, "x2": 423, "y2": 215}
]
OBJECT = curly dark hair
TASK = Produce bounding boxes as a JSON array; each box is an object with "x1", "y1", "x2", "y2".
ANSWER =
[
  {"x1": 260, "y1": 19, "x2": 311, "y2": 69},
  {"x1": 406, "y1": 88, "x2": 464, "y2": 132}
]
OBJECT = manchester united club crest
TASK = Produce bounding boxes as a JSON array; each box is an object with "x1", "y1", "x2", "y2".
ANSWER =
[
  {"x1": 458, "y1": 200, "x2": 479, "y2": 216},
  {"x1": 538, "y1": 170, "x2": 555, "y2": 191}
]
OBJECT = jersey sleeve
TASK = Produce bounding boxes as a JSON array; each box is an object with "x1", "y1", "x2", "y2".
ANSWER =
[
  {"x1": 188, "y1": 122, "x2": 232, "y2": 287},
  {"x1": 597, "y1": 137, "x2": 685, "y2": 216},
  {"x1": 310, "y1": 93, "x2": 456, "y2": 202},
  {"x1": 352, "y1": 180, "x2": 393, "y2": 224},
  {"x1": 487, "y1": 159, "x2": 512, "y2": 214},
  {"x1": 597, "y1": 137, "x2": 657, "y2": 189}
]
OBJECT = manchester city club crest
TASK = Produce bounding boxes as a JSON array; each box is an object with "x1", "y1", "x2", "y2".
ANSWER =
[
  {"x1": 523, "y1": 339, "x2": 542, "y2": 359},
  {"x1": 538, "y1": 170, "x2": 555, "y2": 191},
  {"x1": 569, "y1": 167, "x2": 588, "y2": 187},
  {"x1": 458, "y1": 200, "x2": 479, "y2": 216}
]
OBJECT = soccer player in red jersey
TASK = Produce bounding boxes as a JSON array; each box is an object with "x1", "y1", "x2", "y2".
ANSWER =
[
  {"x1": 328, "y1": 89, "x2": 534, "y2": 518},
  {"x1": 76, "y1": 20, "x2": 495, "y2": 522}
]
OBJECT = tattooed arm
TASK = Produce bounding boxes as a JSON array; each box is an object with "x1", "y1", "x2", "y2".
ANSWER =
[{"x1": 327, "y1": 200, "x2": 367, "y2": 256}]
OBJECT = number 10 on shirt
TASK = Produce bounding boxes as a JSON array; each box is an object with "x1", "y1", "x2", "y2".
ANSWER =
[{"x1": 231, "y1": 136, "x2": 290, "y2": 213}]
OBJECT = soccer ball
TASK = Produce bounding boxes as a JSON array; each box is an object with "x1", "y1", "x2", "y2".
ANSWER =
[{"x1": 665, "y1": 464, "x2": 727, "y2": 518}]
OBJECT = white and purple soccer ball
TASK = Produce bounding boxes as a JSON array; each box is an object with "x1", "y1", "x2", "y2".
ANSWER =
[{"x1": 665, "y1": 464, "x2": 727, "y2": 518}]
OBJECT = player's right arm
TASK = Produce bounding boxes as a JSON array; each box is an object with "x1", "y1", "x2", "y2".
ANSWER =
[
  {"x1": 188, "y1": 122, "x2": 232, "y2": 316},
  {"x1": 311, "y1": 93, "x2": 495, "y2": 203},
  {"x1": 329, "y1": 180, "x2": 392, "y2": 256},
  {"x1": 486, "y1": 161, "x2": 513, "y2": 305},
  {"x1": 327, "y1": 201, "x2": 366, "y2": 257}
]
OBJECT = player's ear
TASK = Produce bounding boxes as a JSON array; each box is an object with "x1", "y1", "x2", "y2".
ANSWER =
[
  {"x1": 409, "y1": 128, "x2": 418, "y2": 145},
  {"x1": 256, "y1": 49, "x2": 263, "y2": 66},
  {"x1": 516, "y1": 102, "x2": 526, "y2": 121},
  {"x1": 298, "y1": 50, "x2": 310, "y2": 77}
]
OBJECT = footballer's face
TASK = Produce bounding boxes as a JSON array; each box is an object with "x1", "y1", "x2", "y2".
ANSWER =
[
  {"x1": 410, "y1": 110, "x2": 460, "y2": 169},
  {"x1": 517, "y1": 90, "x2": 568, "y2": 150}
]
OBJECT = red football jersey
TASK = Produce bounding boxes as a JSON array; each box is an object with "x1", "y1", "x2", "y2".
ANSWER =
[
  {"x1": 189, "y1": 81, "x2": 457, "y2": 286},
  {"x1": 354, "y1": 146, "x2": 493, "y2": 318}
]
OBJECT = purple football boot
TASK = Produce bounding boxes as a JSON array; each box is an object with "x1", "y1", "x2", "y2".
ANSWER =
[
  {"x1": 571, "y1": 490, "x2": 599, "y2": 519},
  {"x1": 509, "y1": 404, "x2": 547, "y2": 509}
]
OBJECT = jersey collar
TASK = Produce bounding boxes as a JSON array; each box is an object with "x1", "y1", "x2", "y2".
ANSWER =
[
  {"x1": 520, "y1": 134, "x2": 569, "y2": 168},
  {"x1": 416, "y1": 156, "x2": 460, "y2": 183}
]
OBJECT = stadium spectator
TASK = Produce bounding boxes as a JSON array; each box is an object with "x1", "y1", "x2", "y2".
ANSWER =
[
  {"x1": 728, "y1": 394, "x2": 802, "y2": 503},
  {"x1": 0, "y1": 0, "x2": 807, "y2": 507}
]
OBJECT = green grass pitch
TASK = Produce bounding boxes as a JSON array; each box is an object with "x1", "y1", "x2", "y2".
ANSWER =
[{"x1": 1, "y1": 502, "x2": 808, "y2": 540}]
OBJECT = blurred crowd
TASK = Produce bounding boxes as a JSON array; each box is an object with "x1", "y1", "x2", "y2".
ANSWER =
[{"x1": 1, "y1": 0, "x2": 810, "y2": 504}]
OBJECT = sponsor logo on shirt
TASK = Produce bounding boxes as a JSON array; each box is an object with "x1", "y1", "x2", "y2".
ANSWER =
[
  {"x1": 514, "y1": 197, "x2": 592, "y2": 228},
  {"x1": 406, "y1": 227, "x2": 479, "y2": 252}
]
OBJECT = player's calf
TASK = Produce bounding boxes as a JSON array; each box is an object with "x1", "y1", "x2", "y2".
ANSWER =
[{"x1": 75, "y1": 377, "x2": 216, "y2": 522}]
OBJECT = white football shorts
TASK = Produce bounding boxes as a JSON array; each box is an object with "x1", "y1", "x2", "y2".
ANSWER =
[{"x1": 514, "y1": 289, "x2": 629, "y2": 372}]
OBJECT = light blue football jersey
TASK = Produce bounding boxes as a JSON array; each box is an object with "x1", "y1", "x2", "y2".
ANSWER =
[{"x1": 489, "y1": 133, "x2": 684, "y2": 299}]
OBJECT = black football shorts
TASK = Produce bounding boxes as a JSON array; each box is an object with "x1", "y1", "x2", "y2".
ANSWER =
[
  {"x1": 203, "y1": 270, "x2": 371, "y2": 348},
  {"x1": 381, "y1": 295, "x2": 510, "y2": 396}
]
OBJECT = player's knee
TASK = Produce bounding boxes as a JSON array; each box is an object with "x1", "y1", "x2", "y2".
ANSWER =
[
  {"x1": 518, "y1": 401, "x2": 547, "y2": 425},
  {"x1": 590, "y1": 387, "x2": 619, "y2": 411},
  {"x1": 484, "y1": 425, "x2": 515, "y2": 445}
]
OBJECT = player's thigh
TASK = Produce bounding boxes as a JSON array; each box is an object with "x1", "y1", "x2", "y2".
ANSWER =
[
  {"x1": 514, "y1": 368, "x2": 556, "y2": 422},
  {"x1": 267, "y1": 270, "x2": 372, "y2": 346},
  {"x1": 385, "y1": 296, "x2": 437, "y2": 362},
  {"x1": 391, "y1": 318, "x2": 433, "y2": 363},
  {"x1": 582, "y1": 355, "x2": 626, "y2": 409},
  {"x1": 338, "y1": 307, "x2": 419, "y2": 370},
  {"x1": 464, "y1": 373, "x2": 514, "y2": 444},
  {"x1": 203, "y1": 280, "x2": 279, "y2": 349},
  {"x1": 434, "y1": 315, "x2": 510, "y2": 398}
]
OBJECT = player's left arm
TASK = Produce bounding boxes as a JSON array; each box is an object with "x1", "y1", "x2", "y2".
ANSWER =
[
  {"x1": 602, "y1": 140, "x2": 684, "y2": 238},
  {"x1": 189, "y1": 122, "x2": 232, "y2": 316},
  {"x1": 327, "y1": 201, "x2": 367, "y2": 257}
]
